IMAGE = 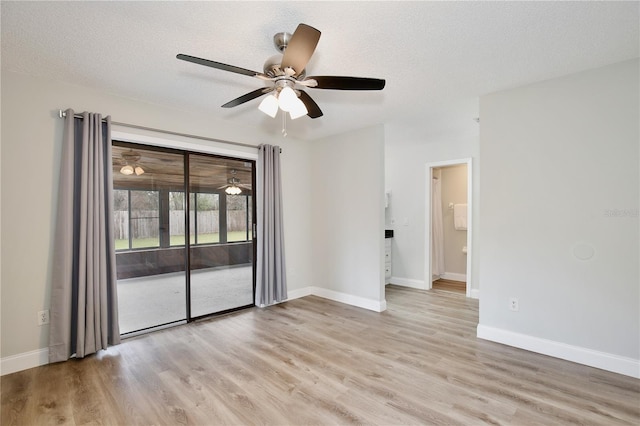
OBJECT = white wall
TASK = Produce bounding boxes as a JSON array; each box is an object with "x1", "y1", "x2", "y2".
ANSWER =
[
  {"x1": 310, "y1": 125, "x2": 386, "y2": 308},
  {"x1": 0, "y1": 71, "x2": 313, "y2": 360},
  {"x1": 478, "y1": 59, "x2": 639, "y2": 377},
  {"x1": 384, "y1": 100, "x2": 479, "y2": 291}
]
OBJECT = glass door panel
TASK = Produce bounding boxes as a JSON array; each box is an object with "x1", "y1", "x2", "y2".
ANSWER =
[
  {"x1": 189, "y1": 154, "x2": 255, "y2": 317},
  {"x1": 113, "y1": 144, "x2": 187, "y2": 334},
  {"x1": 113, "y1": 143, "x2": 255, "y2": 334}
]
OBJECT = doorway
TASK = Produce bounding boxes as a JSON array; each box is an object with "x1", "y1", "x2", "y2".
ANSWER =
[
  {"x1": 112, "y1": 142, "x2": 256, "y2": 334},
  {"x1": 425, "y1": 159, "x2": 472, "y2": 297}
]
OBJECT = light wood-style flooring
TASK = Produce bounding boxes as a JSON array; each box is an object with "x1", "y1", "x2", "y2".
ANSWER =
[
  {"x1": 2, "y1": 285, "x2": 639, "y2": 425},
  {"x1": 432, "y1": 279, "x2": 466, "y2": 294}
]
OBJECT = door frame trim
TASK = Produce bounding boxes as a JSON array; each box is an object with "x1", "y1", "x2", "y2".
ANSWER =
[
  {"x1": 424, "y1": 158, "x2": 473, "y2": 298},
  {"x1": 112, "y1": 130, "x2": 258, "y2": 161}
]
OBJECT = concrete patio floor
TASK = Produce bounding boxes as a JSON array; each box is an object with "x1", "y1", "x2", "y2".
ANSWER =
[{"x1": 117, "y1": 264, "x2": 253, "y2": 334}]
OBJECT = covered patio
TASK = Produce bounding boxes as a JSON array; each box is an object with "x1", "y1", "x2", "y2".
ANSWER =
[{"x1": 117, "y1": 264, "x2": 253, "y2": 334}]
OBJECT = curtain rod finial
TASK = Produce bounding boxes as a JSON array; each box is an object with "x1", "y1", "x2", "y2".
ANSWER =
[{"x1": 59, "y1": 109, "x2": 66, "y2": 118}]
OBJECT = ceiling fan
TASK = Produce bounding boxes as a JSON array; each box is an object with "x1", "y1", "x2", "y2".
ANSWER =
[
  {"x1": 177, "y1": 23, "x2": 385, "y2": 120},
  {"x1": 218, "y1": 169, "x2": 251, "y2": 195},
  {"x1": 114, "y1": 150, "x2": 145, "y2": 176}
]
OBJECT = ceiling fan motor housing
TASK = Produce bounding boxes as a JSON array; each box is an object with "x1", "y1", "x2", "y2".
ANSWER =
[
  {"x1": 121, "y1": 151, "x2": 141, "y2": 163},
  {"x1": 264, "y1": 32, "x2": 309, "y2": 79},
  {"x1": 264, "y1": 55, "x2": 306, "y2": 79}
]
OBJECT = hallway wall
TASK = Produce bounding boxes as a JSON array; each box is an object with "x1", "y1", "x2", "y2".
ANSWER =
[{"x1": 384, "y1": 100, "x2": 479, "y2": 291}]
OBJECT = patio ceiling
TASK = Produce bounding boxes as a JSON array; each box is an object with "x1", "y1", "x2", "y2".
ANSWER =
[{"x1": 112, "y1": 144, "x2": 253, "y2": 193}]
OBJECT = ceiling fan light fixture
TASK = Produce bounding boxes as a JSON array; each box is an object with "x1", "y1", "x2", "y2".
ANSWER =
[
  {"x1": 258, "y1": 94, "x2": 279, "y2": 117},
  {"x1": 120, "y1": 164, "x2": 134, "y2": 175},
  {"x1": 120, "y1": 150, "x2": 145, "y2": 176},
  {"x1": 225, "y1": 185, "x2": 242, "y2": 195}
]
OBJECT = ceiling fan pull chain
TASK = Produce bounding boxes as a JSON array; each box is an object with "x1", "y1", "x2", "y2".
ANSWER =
[{"x1": 282, "y1": 111, "x2": 288, "y2": 137}]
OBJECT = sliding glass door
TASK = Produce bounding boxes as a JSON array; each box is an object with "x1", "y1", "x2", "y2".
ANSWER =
[
  {"x1": 188, "y1": 154, "x2": 255, "y2": 318},
  {"x1": 112, "y1": 142, "x2": 255, "y2": 334},
  {"x1": 113, "y1": 145, "x2": 187, "y2": 334}
]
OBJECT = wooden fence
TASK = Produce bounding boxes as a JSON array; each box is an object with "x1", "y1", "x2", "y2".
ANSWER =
[{"x1": 114, "y1": 210, "x2": 248, "y2": 239}]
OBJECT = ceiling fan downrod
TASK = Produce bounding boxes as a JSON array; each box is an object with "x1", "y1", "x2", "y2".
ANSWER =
[{"x1": 273, "y1": 32, "x2": 293, "y2": 52}]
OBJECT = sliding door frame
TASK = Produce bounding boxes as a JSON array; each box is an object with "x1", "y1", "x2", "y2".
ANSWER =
[
  {"x1": 112, "y1": 136, "x2": 257, "y2": 334},
  {"x1": 186, "y1": 150, "x2": 257, "y2": 322}
]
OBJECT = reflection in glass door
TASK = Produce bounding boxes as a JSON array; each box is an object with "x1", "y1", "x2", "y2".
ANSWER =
[
  {"x1": 188, "y1": 154, "x2": 255, "y2": 318},
  {"x1": 113, "y1": 144, "x2": 187, "y2": 334},
  {"x1": 113, "y1": 143, "x2": 255, "y2": 334}
]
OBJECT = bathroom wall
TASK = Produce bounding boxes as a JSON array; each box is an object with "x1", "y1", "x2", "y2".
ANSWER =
[{"x1": 440, "y1": 165, "x2": 468, "y2": 279}]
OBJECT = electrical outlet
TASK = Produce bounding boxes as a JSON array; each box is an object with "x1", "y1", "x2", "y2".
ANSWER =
[
  {"x1": 38, "y1": 310, "x2": 50, "y2": 326},
  {"x1": 509, "y1": 298, "x2": 519, "y2": 312}
]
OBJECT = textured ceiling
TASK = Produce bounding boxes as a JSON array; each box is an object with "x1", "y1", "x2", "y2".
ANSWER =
[{"x1": 2, "y1": 1, "x2": 638, "y2": 140}]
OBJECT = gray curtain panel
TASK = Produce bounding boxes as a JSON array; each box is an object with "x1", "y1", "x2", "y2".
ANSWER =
[
  {"x1": 49, "y1": 109, "x2": 120, "y2": 363},
  {"x1": 256, "y1": 144, "x2": 287, "y2": 306}
]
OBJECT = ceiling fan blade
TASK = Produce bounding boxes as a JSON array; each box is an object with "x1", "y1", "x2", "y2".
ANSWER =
[
  {"x1": 217, "y1": 184, "x2": 230, "y2": 189},
  {"x1": 281, "y1": 24, "x2": 321, "y2": 76},
  {"x1": 221, "y1": 88, "x2": 272, "y2": 108},
  {"x1": 298, "y1": 91, "x2": 323, "y2": 119},
  {"x1": 177, "y1": 54, "x2": 264, "y2": 78},
  {"x1": 306, "y1": 76, "x2": 386, "y2": 90}
]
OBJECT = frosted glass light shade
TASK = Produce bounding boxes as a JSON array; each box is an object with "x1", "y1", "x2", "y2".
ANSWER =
[
  {"x1": 225, "y1": 186, "x2": 242, "y2": 195},
  {"x1": 258, "y1": 95, "x2": 279, "y2": 118},
  {"x1": 289, "y1": 97, "x2": 308, "y2": 119},
  {"x1": 120, "y1": 165, "x2": 134, "y2": 175},
  {"x1": 278, "y1": 86, "x2": 297, "y2": 112},
  {"x1": 134, "y1": 166, "x2": 145, "y2": 176}
]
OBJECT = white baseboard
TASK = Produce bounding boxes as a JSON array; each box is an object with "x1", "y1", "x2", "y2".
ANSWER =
[
  {"x1": 288, "y1": 286, "x2": 386, "y2": 312},
  {"x1": 477, "y1": 324, "x2": 640, "y2": 379},
  {"x1": 390, "y1": 277, "x2": 427, "y2": 290},
  {"x1": 286, "y1": 286, "x2": 314, "y2": 300},
  {"x1": 1, "y1": 348, "x2": 49, "y2": 376},
  {"x1": 441, "y1": 272, "x2": 467, "y2": 282},
  {"x1": 470, "y1": 289, "x2": 480, "y2": 299},
  {"x1": 313, "y1": 287, "x2": 387, "y2": 312}
]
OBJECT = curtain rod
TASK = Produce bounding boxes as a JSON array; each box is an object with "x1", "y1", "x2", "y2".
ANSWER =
[{"x1": 58, "y1": 109, "x2": 278, "y2": 152}]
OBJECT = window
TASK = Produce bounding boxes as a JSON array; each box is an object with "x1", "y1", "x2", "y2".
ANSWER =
[
  {"x1": 193, "y1": 192, "x2": 220, "y2": 244},
  {"x1": 115, "y1": 189, "x2": 251, "y2": 251},
  {"x1": 227, "y1": 194, "x2": 252, "y2": 242},
  {"x1": 113, "y1": 189, "x2": 129, "y2": 250},
  {"x1": 131, "y1": 191, "x2": 160, "y2": 249},
  {"x1": 113, "y1": 189, "x2": 160, "y2": 250},
  {"x1": 169, "y1": 191, "x2": 186, "y2": 246}
]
